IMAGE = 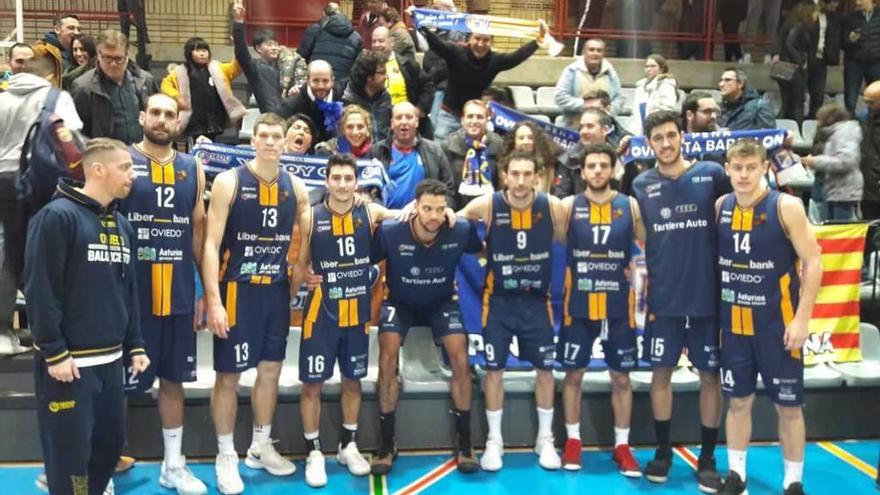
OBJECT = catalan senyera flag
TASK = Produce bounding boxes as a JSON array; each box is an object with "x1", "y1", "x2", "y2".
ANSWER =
[{"x1": 805, "y1": 223, "x2": 869, "y2": 365}]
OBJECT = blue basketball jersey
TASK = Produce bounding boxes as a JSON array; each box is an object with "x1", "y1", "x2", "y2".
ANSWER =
[
  {"x1": 485, "y1": 191, "x2": 554, "y2": 297},
  {"x1": 303, "y1": 203, "x2": 373, "y2": 328},
  {"x1": 564, "y1": 192, "x2": 634, "y2": 322},
  {"x1": 632, "y1": 161, "x2": 727, "y2": 317},
  {"x1": 718, "y1": 190, "x2": 800, "y2": 336},
  {"x1": 220, "y1": 165, "x2": 297, "y2": 284},
  {"x1": 118, "y1": 145, "x2": 198, "y2": 316},
  {"x1": 372, "y1": 219, "x2": 482, "y2": 307}
]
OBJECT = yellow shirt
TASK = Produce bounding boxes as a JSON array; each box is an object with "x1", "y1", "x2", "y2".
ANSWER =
[{"x1": 386, "y1": 54, "x2": 408, "y2": 105}]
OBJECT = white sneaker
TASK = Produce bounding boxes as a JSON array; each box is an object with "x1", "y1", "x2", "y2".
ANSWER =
[
  {"x1": 742, "y1": 53, "x2": 752, "y2": 64},
  {"x1": 763, "y1": 53, "x2": 772, "y2": 64},
  {"x1": 245, "y1": 441, "x2": 296, "y2": 476},
  {"x1": 480, "y1": 438, "x2": 504, "y2": 472},
  {"x1": 104, "y1": 479, "x2": 115, "y2": 495},
  {"x1": 215, "y1": 453, "x2": 244, "y2": 495},
  {"x1": 160, "y1": 457, "x2": 208, "y2": 495},
  {"x1": 337, "y1": 441, "x2": 370, "y2": 476},
  {"x1": 305, "y1": 450, "x2": 328, "y2": 488},
  {"x1": 35, "y1": 472, "x2": 48, "y2": 493},
  {"x1": 535, "y1": 436, "x2": 561, "y2": 470}
]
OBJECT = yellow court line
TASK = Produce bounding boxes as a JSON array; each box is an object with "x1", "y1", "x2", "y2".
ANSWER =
[{"x1": 817, "y1": 441, "x2": 878, "y2": 479}]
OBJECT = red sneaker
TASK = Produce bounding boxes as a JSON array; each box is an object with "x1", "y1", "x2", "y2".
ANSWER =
[
  {"x1": 613, "y1": 444, "x2": 642, "y2": 478},
  {"x1": 562, "y1": 438, "x2": 582, "y2": 471}
]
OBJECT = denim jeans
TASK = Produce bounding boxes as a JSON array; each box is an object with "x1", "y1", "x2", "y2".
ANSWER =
[
  {"x1": 843, "y1": 59, "x2": 880, "y2": 113},
  {"x1": 827, "y1": 201, "x2": 860, "y2": 222},
  {"x1": 434, "y1": 107, "x2": 462, "y2": 142}
]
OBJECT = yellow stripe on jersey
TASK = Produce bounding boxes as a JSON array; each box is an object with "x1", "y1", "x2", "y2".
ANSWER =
[
  {"x1": 225, "y1": 281, "x2": 238, "y2": 328},
  {"x1": 332, "y1": 213, "x2": 355, "y2": 236},
  {"x1": 150, "y1": 162, "x2": 176, "y2": 185},
  {"x1": 731, "y1": 305, "x2": 755, "y2": 336},
  {"x1": 589, "y1": 202, "x2": 612, "y2": 225},
  {"x1": 589, "y1": 292, "x2": 608, "y2": 320},
  {"x1": 563, "y1": 268, "x2": 572, "y2": 326},
  {"x1": 511, "y1": 207, "x2": 532, "y2": 230},
  {"x1": 259, "y1": 183, "x2": 278, "y2": 206},
  {"x1": 150, "y1": 263, "x2": 173, "y2": 316},
  {"x1": 303, "y1": 286, "x2": 323, "y2": 339},
  {"x1": 732, "y1": 207, "x2": 754, "y2": 232},
  {"x1": 628, "y1": 288, "x2": 636, "y2": 330},
  {"x1": 338, "y1": 298, "x2": 360, "y2": 327},
  {"x1": 779, "y1": 272, "x2": 795, "y2": 328},
  {"x1": 482, "y1": 272, "x2": 495, "y2": 327},
  {"x1": 546, "y1": 298, "x2": 554, "y2": 327}
]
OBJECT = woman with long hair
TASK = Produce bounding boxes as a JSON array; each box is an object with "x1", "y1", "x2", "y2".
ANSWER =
[
  {"x1": 774, "y1": 2, "x2": 818, "y2": 124},
  {"x1": 630, "y1": 54, "x2": 678, "y2": 136},
  {"x1": 315, "y1": 105, "x2": 374, "y2": 158},
  {"x1": 499, "y1": 121, "x2": 562, "y2": 193},
  {"x1": 62, "y1": 34, "x2": 97, "y2": 90}
]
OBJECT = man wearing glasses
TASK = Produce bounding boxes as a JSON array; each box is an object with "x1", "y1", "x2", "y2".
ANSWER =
[
  {"x1": 72, "y1": 30, "x2": 158, "y2": 143},
  {"x1": 682, "y1": 91, "x2": 727, "y2": 165},
  {"x1": 716, "y1": 68, "x2": 776, "y2": 131}
]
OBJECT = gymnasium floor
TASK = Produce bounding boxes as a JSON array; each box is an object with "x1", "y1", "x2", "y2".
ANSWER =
[{"x1": 1, "y1": 440, "x2": 876, "y2": 494}]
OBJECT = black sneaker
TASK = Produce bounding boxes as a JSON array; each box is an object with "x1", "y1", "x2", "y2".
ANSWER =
[
  {"x1": 370, "y1": 447, "x2": 397, "y2": 475},
  {"x1": 698, "y1": 456, "x2": 723, "y2": 493},
  {"x1": 719, "y1": 471, "x2": 748, "y2": 495},
  {"x1": 645, "y1": 450, "x2": 672, "y2": 484},
  {"x1": 456, "y1": 449, "x2": 479, "y2": 474},
  {"x1": 783, "y1": 482, "x2": 805, "y2": 495}
]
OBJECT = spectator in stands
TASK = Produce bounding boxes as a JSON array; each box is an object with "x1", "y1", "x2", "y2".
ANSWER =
[
  {"x1": 616, "y1": 0, "x2": 657, "y2": 58},
  {"x1": 807, "y1": 0, "x2": 842, "y2": 119},
  {"x1": 422, "y1": 0, "x2": 466, "y2": 129},
  {"x1": 161, "y1": 37, "x2": 246, "y2": 143},
  {"x1": 553, "y1": 108, "x2": 614, "y2": 198},
  {"x1": 860, "y1": 81, "x2": 880, "y2": 221},
  {"x1": 371, "y1": 101, "x2": 454, "y2": 208},
  {"x1": 278, "y1": 60, "x2": 344, "y2": 145},
  {"x1": 841, "y1": 0, "x2": 880, "y2": 114},
  {"x1": 358, "y1": 0, "x2": 388, "y2": 50},
  {"x1": 418, "y1": 17, "x2": 547, "y2": 141},
  {"x1": 380, "y1": 6, "x2": 416, "y2": 63},
  {"x1": 118, "y1": 0, "x2": 150, "y2": 67},
  {"x1": 41, "y1": 13, "x2": 80, "y2": 71},
  {"x1": 285, "y1": 114, "x2": 317, "y2": 155},
  {"x1": 63, "y1": 34, "x2": 97, "y2": 91},
  {"x1": 343, "y1": 50, "x2": 392, "y2": 144},
  {"x1": 0, "y1": 51, "x2": 82, "y2": 355},
  {"x1": 631, "y1": 54, "x2": 679, "y2": 136},
  {"x1": 803, "y1": 102, "x2": 863, "y2": 221},
  {"x1": 499, "y1": 121, "x2": 562, "y2": 193},
  {"x1": 719, "y1": 1, "x2": 747, "y2": 62},
  {"x1": 717, "y1": 68, "x2": 776, "y2": 130},
  {"x1": 679, "y1": 0, "x2": 708, "y2": 60},
  {"x1": 555, "y1": 39, "x2": 624, "y2": 129},
  {"x1": 299, "y1": 3, "x2": 363, "y2": 86},
  {"x1": 583, "y1": 89, "x2": 630, "y2": 147},
  {"x1": 743, "y1": 0, "x2": 783, "y2": 64},
  {"x1": 442, "y1": 99, "x2": 504, "y2": 209},
  {"x1": 72, "y1": 30, "x2": 159, "y2": 143},
  {"x1": 372, "y1": 26, "x2": 435, "y2": 138},
  {"x1": 315, "y1": 105, "x2": 374, "y2": 158},
  {"x1": 683, "y1": 91, "x2": 719, "y2": 134},
  {"x1": 774, "y1": 2, "x2": 818, "y2": 124},
  {"x1": 481, "y1": 86, "x2": 515, "y2": 108},
  {"x1": 232, "y1": 2, "x2": 307, "y2": 113},
  {"x1": 1, "y1": 43, "x2": 34, "y2": 91}
]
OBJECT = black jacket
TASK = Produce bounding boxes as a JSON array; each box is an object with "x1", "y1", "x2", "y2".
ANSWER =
[
  {"x1": 233, "y1": 22, "x2": 281, "y2": 113},
  {"x1": 811, "y1": 11, "x2": 842, "y2": 65},
  {"x1": 70, "y1": 63, "x2": 158, "y2": 139},
  {"x1": 842, "y1": 7, "x2": 880, "y2": 63},
  {"x1": 395, "y1": 52, "x2": 435, "y2": 138},
  {"x1": 778, "y1": 23, "x2": 814, "y2": 67},
  {"x1": 422, "y1": 29, "x2": 466, "y2": 92},
  {"x1": 299, "y1": 13, "x2": 363, "y2": 84},
  {"x1": 277, "y1": 82, "x2": 345, "y2": 144},
  {"x1": 41, "y1": 31, "x2": 75, "y2": 71},
  {"x1": 24, "y1": 179, "x2": 144, "y2": 365},
  {"x1": 862, "y1": 110, "x2": 880, "y2": 202},
  {"x1": 371, "y1": 137, "x2": 455, "y2": 205},
  {"x1": 342, "y1": 82, "x2": 392, "y2": 143}
]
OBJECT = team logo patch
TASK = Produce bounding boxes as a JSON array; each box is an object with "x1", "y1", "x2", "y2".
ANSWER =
[
  {"x1": 48, "y1": 400, "x2": 76, "y2": 413},
  {"x1": 410, "y1": 266, "x2": 420, "y2": 276},
  {"x1": 612, "y1": 208, "x2": 624, "y2": 219},
  {"x1": 176, "y1": 169, "x2": 188, "y2": 181},
  {"x1": 534, "y1": 211, "x2": 543, "y2": 222},
  {"x1": 280, "y1": 190, "x2": 290, "y2": 201},
  {"x1": 754, "y1": 213, "x2": 767, "y2": 225},
  {"x1": 660, "y1": 208, "x2": 672, "y2": 219}
]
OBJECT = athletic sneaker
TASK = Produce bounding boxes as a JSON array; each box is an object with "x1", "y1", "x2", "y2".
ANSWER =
[
  {"x1": 215, "y1": 453, "x2": 244, "y2": 495},
  {"x1": 645, "y1": 450, "x2": 673, "y2": 484},
  {"x1": 160, "y1": 457, "x2": 208, "y2": 495},
  {"x1": 783, "y1": 482, "x2": 805, "y2": 495},
  {"x1": 456, "y1": 449, "x2": 479, "y2": 474},
  {"x1": 336, "y1": 441, "x2": 370, "y2": 476},
  {"x1": 104, "y1": 479, "x2": 114, "y2": 495},
  {"x1": 480, "y1": 438, "x2": 504, "y2": 472},
  {"x1": 245, "y1": 441, "x2": 296, "y2": 476},
  {"x1": 698, "y1": 456, "x2": 723, "y2": 493},
  {"x1": 613, "y1": 444, "x2": 642, "y2": 478},
  {"x1": 535, "y1": 436, "x2": 561, "y2": 470},
  {"x1": 305, "y1": 450, "x2": 327, "y2": 488},
  {"x1": 370, "y1": 446, "x2": 397, "y2": 475},
  {"x1": 35, "y1": 472, "x2": 47, "y2": 493},
  {"x1": 561, "y1": 438, "x2": 582, "y2": 471},
  {"x1": 718, "y1": 471, "x2": 748, "y2": 495}
]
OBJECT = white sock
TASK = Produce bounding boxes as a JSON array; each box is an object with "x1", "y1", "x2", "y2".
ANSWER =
[
  {"x1": 486, "y1": 409, "x2": 503, "y2": 442},
  {"x1": 162, "y1": 426, "x2": 183, "y2": 467},
  {"x1": 614, "y1": 427, "x2": 630, "y2": 447},
  {"x1": 537, "y1": 408, "x2": 554, "y2": 440},
  {"x1": 783, "y1": 459, "x2": 803, "y2": 489},
  {"x1": 218, "y1": 433, "x2": 236, "y2": 456},
  {"x1": 565, "y1": 423, "x2": 580, "y2": 441},
  {"x1": 251, "y1": 424, "x2": 271, "y2": 449},
  {"x1": 728, "y1": 449, "x2": 747, "y2": 481}
]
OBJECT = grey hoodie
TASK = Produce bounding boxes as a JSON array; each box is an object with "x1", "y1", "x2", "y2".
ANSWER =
[
  {"x1": 0, "y1": 73, "x2": 82, "y2": 174},
  {"x1": 813, "y1": 120, "x2": 863, "y2": 202}
]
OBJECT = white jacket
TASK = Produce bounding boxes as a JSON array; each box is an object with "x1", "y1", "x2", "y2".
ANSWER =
[{"x1": 630, "y1": 75, "x2": 678, "y2": 136}]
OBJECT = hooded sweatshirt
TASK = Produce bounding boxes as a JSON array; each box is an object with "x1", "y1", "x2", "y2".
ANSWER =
[
  {"x1": 0, "y1": 73, "x2": 83, "y2": 174},
  {"x1": 24, "y1": 179, "x2": 145, "y2": 366}
]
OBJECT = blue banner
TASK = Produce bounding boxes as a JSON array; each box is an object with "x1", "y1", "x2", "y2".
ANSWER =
[
  {"x1": 621, "y1": 128, "x2": 789, "y2": 164},
  {"x1": 488, "y1": 101, "x2": 581, "y2": 151}
]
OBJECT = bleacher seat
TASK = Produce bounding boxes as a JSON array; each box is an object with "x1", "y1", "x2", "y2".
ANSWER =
[
  {"x1": 362, "y1": 327, "x2": 380, "y2": 394},
  {"x1": 581, "y1": 369, "x2": 613, "y2": 392},
  {"x1": 675, "y1": 89, "x2": 686, "y2": 107},
  {"x1": 615, "y1": 115, "x2": 638, "y2": 135},
  {"x1": 530, "y1": 114, "x2": 551, "y2": 123},
  {"x1": 509, "y1": 85, "x2": 538, "y2": 113},
  {"x1": 763, "y1": 90, "x2": 783, "y2": 116},
  {"x1": 554, "y1": 115, "x2": 567, "y2": 127},
  {"x1": 803, "y1": 363, "x2": 844, "y2": 388},
  {"x1": 801, "y1": 119, "x2": 817, "y2": 145},
  {"x1": 239, "y1": 108, "x2": 261, "y2": 141},
  {"x1": 535, "y1": 86, "x2": 561, "y2": 117},
  {"x1": 401, "y1": 327, "x2": 452, "y2": 393},
  {"x1": 475, "y1": 365, "x2": 536, "y2": 393},
  {"x1": 829, "y1": 323, "x2": 880, "y2": 386},
  {"x1": 240, "y1": 327, "x2": 305, "y2": 396},
  {"x1": 630, "y1": 367, "x2": 700, "y2": 392},
  {"x1": 182, "y1": 329, "x2": 218, "y2": 399},
  {"x1": 776, "y1": 119, "x2": 809, "y2": 149},
  {"x1": 619, "y1": 87, "x2": 635, "y2": 116}
]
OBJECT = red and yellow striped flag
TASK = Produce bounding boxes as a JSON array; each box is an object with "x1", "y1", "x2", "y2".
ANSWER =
[{"x1": 805, "y1": 223, "x2": 869, "y2": 365}]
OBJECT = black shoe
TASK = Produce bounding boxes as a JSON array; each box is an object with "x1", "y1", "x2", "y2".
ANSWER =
[
  {"x1": 784, "y1": 482, "x2": 805, "y2": 495},
  {"x1": 456, "y1": 449, "x2": 479, "y2": 474},
  {"x1": 698, "y1": 456, "x2": 723, "y2": 493},
  {"x1": 16, "y1": 328, "x2": 33, "y2": 348},
  {"x1": 645, "y1": 450, "x2": 672, "y2": 484},
  {"x1": 719, "y1": 471, "x2": 747, "y2": 495},
  {"x1": 370, "y1": 447, "x2": 397, "y2": 475}
]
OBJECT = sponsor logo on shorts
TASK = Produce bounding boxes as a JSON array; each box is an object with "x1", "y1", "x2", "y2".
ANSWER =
[{"x1": 48, "y1": 400, "x2": 76, "y2": 413}]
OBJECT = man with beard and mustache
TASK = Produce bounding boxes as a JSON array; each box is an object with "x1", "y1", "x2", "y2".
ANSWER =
[
  {"x1": 279, "y1": 60, "x2": 344, "y2": 146},
  {"x1": 116, "y1": 92, "x2": 208, "y2": 494},
  {"x1": 369, "y1": 178, "x2": 483, "y2": 474},
  {"x1": 682, "y1": 91, "x2": 727, "y2": 165},
  {"x1": 556, "y1": 143, "x2": 644, "y2": 477}
]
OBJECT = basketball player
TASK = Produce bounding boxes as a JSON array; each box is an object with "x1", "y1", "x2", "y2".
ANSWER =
[
  {"x1": 117, "y1": 92, "x2": 208, "y2": 494},
  {"x1": 369, "y1": 178, "x2": 483, "y2": 474},
  {"x1": 202, "y1": 113, "x2": 309, "y2": 494},
  {"x1": 631, "y1": 110, "x2": 729, "y2": 492},
  {"x1": 556, "y1": 143, "x2": 642, "y2": 477},
  {"x1": 457, "y1": 150, "x2": 567, "y2": 472},
  {"x1": 716, "y1": 139, "x2": 821, "y2": 495}
]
